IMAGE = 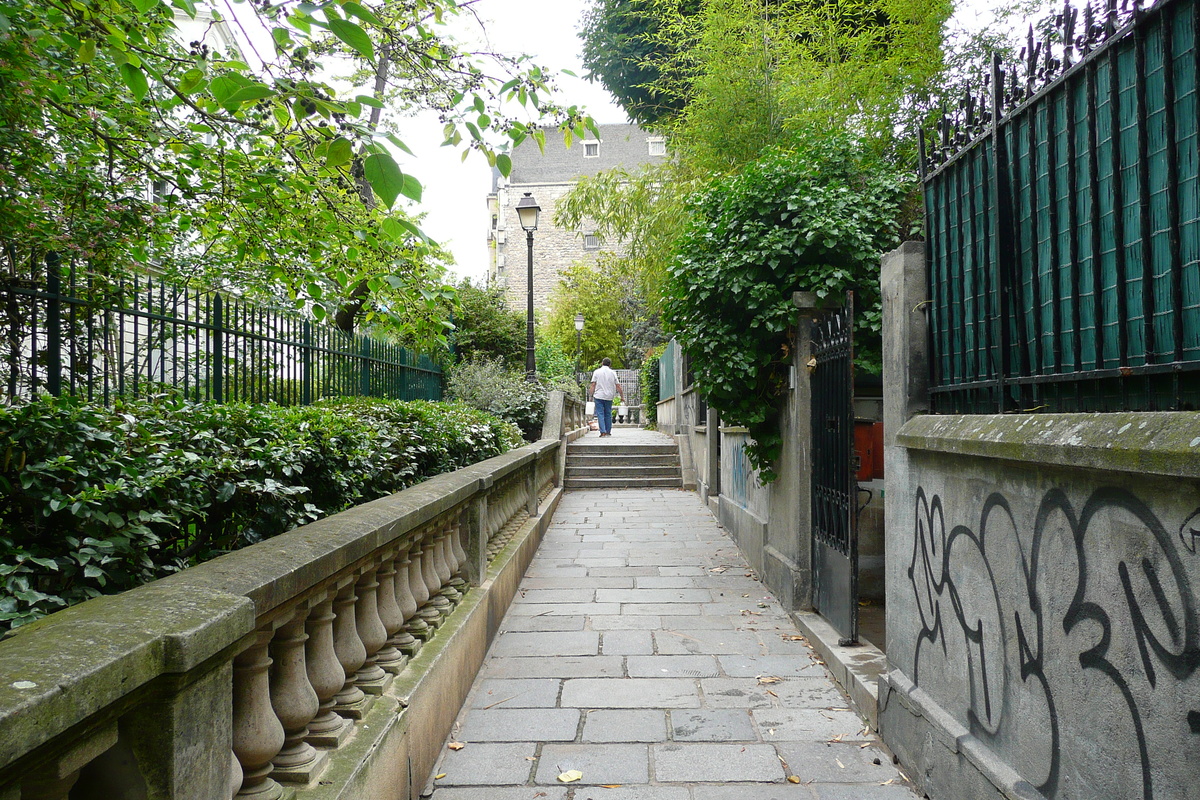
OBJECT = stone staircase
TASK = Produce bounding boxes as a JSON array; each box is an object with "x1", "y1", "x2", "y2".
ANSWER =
[{"x1": 564, "y1": 435, "x2": 683, "y2": 489}]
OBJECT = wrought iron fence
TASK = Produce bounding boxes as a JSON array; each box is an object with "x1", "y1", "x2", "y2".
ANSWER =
[
  {"x1": 659, "y1": 338, "x2": 679, "y2": 401},
  {"x1": 921, "y1": 0, "x2": 1200, "y2": 413},
  {"x1": 1, "y1": 264, "x2": 442, "y2": 405}
]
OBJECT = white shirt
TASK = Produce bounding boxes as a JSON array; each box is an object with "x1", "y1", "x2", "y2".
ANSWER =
[{"x1": 590, "y1": 366, "x2": 621, "y2": 401}]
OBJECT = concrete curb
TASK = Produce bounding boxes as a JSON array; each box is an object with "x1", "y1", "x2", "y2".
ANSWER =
[{"x1": 789, "y1": 610, "x2": 886, "y2": 732}]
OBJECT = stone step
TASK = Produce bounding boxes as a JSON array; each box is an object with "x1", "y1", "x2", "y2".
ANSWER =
[
  {"x1": 562, "y1": 476, "x2": 683, "y2": 489},
  {"x1": 565, "y1": 464, "x2": 681, "y2": 478},
  {"x1": 566, "y1": 454, "x2": 680, "y2": 468},
  {"x1": 568, "y1": 443, "x2": 679, "y2": 456}
]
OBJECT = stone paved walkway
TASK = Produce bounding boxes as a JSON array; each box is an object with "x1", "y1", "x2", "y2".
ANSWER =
[{"x1": 428, "y1": 489, "x2": 920, "y2": 800}]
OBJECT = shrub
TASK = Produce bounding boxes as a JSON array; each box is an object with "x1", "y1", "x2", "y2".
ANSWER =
[
  {"x1": 445, "y1": 357, "x2": 547, "y2": 441},
  {"x1": 0, "y1": 395, "x2": 522, "y2": 632},
  {"x1": 640, "y1": 345, "x2": 663, "y2": 426}
]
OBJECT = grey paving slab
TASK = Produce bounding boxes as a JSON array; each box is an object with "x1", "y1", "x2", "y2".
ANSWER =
[
  {"x1": 511, "y1": 588, "x2": 597, "y2": 603},
  {"x1": 657, "y1": 616, "x2": 738, "y2": 630},
  {"x1": 570, "y1": 788, "x2": 690, "y2": 800},
  {"x1": 700, "y1": 678, "x2": 846, "y2": 709},
  {"x1": 659, "y1": 567, "x2": 711, "y2": 576},
  {"x1": 470, "y1": 679, "x2": 562, "y2": 709},
  {"x1": 655, "y1": 629, "x2": 773, "y2": 656},
  {"x1": 483, "y1": 656, "x2": 625, "y2": 679},
  {"x1": 586, "y1": 567, "x2": 662, "y2": 577},
  {"x1": 521, "y1": 577, "x2": 633, "y2": 589},
  {"x1": 534, "y1": 744, "x2": 649, "y2": 784},
  {"x1": 669, "y1": 709, "x2": 758, "y2": 742},
  {"x1": 505, "y1": 602, "x2": 621, "y2": 616},
  {"x1": 560, "y1": 678, "x2": 701, "y2": 708},
  {"x1": 753, "y1": 709, "x2": 872, "y2": 742},
  {"x1": 459, "y1": 708, "x2": 580, "y2": 742},
  {"x1": 432, "y1": 742, "x2": 537, "y2": 785},
  {"x1": 601, "y1": 629, "x2": 654, "y2": 655},
  {"x1": 581, "y1": 709, "x2": 667, "y2": 742},
  {"x1": 623, "y1": 603, "x2": 703, "y2": 616},
  {"x1": 652, "y1": 743, "x2": 786, "y2": 782},
  {"x1": 498, "y1": 615, "x2": 587, "y2": 633},
  {"x1": 776, "y1": 741, "x2": 905, "y2": 784},
  {"x1": 588, "y1": 615, "x2": 663, "y2": 630},
  {"x1": 718, "y1": 655, "x2": 827, "y2": 678},
  {"x1": 596, "y1": 589, "x2": 714, "y2": 603},
  {"x1": 811, "y1": 784, "x2": 920, "y2": 799},
  {"x1": 689, "y1": 786, "x2": 816, "y2": 800},
  {"x1": 489, "y1": 631, "x2": 599, "y2": 658},
  {"x1": 626, "y1": 655, "x2": 721, "y2": 678},
  {"x1": 431, "y1": 789, "x2": 568, "y2": 800}
]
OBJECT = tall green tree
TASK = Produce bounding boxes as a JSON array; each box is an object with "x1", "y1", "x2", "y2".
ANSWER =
[{"x1": 542, "y1": 261, "x2": 632, "y2": 370}]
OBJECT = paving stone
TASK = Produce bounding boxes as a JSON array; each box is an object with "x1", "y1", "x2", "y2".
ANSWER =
[
  {"x1": 484, "y1": 656, "x2": 625, "y2": 679},
  {"x1": 655, "y1": 629, "x2": 774, "y2": 656},
  {"x1": 431, "y1": 789, "x2": 568, "y2": 800},
  {"x1": 572, "y1": 788, "x2": 690, "y2": 800},
  {"x1": 489, "y1": 631, "x2": 599, "y2": 658},
  {"x1": 521, "y1": 577, "x2": 633, "y2": 589},
  {"x1": 775, "y1": 741, "x2": 905, "y2": 784},
  {"x1": 670, "y1": 709, "x2": 758, "y2": 741},
  {"x1": 601, "y1": 629, "x2": 654, "y2": 655},
  {"x1": 658, "y1": 616, "x2": 737, "y2": 630},
  {"x1": 687, "y1": 786, "x2": 816, "y2": 800},
  {"x1": 459, "y1": 708, "x2": 580, "y2": 742},
  {"x1": 587, "y1": 567, "x2": 662, "y2": 577},
  {"x1": 811, "y1": 784, "x2": 920, "y2": 799},
  {"x1": 498, "y1": 615, "x2": 587, "y2": 633},
  {"x1": 596, "y1": 589, "x2": 713, "y2": 604},
  {"x1": 560, "y1": 678, "x2": 701, "y2": 708},
  {"x1": 700, "y1": 678, "x2": 845, "y2": 709},
  {"x1": 572, "y1": 557, "x2": 629, "y2": 568},
  {"x1": 623, "y1": 603, "x2": 703, "y2": 616},
  {"x1": 659, "y1": 567, "x2": 711, "y2": 576},
  {"x1": 534, "y1": 744, "x2": 649, "y2": 784},
  {"x1": 634, "y1": 577, "x2": 704, "y2": 589},
  {"x1": 753, "y1": 709, "x2": 871, "y2": 742},
  {"x1": 581, "y1": 709, "x2": 667, "y2": 742},
  {"x1": 588, "y1": 615, "x2": 663, "y2": 630},
  {"x1": 626, "y1": 655, "x2": 720, "y2": 678},
  {"x1": 471, "y1": 679, "x2": 561, "y2": 709},
  {"x1": 432, "y1": 742, "x2": 536, "y2": 785},
  {"x1": 652, "y1": 743, "x2": 786, "y2": 782},
  {"x1": 505, "y1": 603, "x2": 621, "y2": 617},
  {"x1": 718, "y1": 655, "x2": 826, "y2": 678},
  {"x1": 524, "y1": 566, "x2": 589, "y2": 578},
  {"x1": 511, "y1": 588, "x2": 597, "y2": 604}
]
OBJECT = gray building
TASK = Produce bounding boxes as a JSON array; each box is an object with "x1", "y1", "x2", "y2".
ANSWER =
[{"x1": 486, "y1": 123, "x2": 665, "y2": 315}]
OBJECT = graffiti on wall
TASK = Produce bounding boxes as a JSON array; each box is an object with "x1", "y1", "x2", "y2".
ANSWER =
[{"x1": 908, "y1": 485, "x2": 1200, "y2": 799}]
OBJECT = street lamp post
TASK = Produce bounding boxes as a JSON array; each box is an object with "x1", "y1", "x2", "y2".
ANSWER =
[
  {"x1": 515, "y1": 192, "x2": 540, "y2": 383},
  {"x1": 574, "y1": 312, "x2": 585, "y2": 390}
]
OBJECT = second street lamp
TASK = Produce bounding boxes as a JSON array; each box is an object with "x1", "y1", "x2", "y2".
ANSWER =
[
  {"x1": 574, "y1": 312, "x2": 585, "y2": 390},
  {"x1": 515, "y1": 192, "x2": 540, "y2": 383}
]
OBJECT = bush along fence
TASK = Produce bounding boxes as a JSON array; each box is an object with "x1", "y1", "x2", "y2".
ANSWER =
[
  {"x1": 0, "y1": 261, "x2": 442, "y2": 405},
  {"x1": 0, "y1": 392, "x2": 588, "y2": 800},
  {"x1": 921, "y1": 0, "x2": 1200, "y2": 413}
]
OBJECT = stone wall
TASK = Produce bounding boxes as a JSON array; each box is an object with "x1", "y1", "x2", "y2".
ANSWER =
[{"x1": 880, "y1": 241, "x2": 1200, "y2": 800}]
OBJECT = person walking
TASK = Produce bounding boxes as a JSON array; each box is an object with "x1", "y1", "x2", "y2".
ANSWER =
[{"x1": 588, "y1": 357, "x2": 624, "y2": 438}]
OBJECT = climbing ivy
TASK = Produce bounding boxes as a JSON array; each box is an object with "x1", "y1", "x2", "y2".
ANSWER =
[{"x1": 663, "y1": 136, "x2": 912, "y2": 481}]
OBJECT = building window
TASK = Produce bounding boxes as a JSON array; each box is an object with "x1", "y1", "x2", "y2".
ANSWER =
[
  {"x1": 648, "y1": 137, "x2": 666, "y2": 156},
  {"x1": 584, "y1": 141, "x2": 599, "y2": 157},
  {"x1": 583, "y1": 233, "x2": 600, "y2": 250}
]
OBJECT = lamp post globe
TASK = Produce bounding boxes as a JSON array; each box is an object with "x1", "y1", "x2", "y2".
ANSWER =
[
  {"x1": 573, "y1": 313, "x2": 585, "y2": 389},
  {"x1": 515, "y1": 192, "x2": 540, "y2": 383}
]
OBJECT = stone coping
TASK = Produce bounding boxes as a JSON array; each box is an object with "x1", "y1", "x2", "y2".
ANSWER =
[
  {"x1": 896, "y1": 412, "x2": 1200, "y2": 479},
  {"x1": 0, "y1": 438, "x2": 560, "y2": 772}
]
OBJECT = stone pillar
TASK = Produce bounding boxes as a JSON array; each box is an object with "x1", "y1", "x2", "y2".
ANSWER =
[
  {"x1": 466, "y1": 493, "x2": 489, "y2": 586},
  {"x1": 331, "y1": 579, "x2": 371, "y2": 718},
  {"x1": 421, "y1": 538, "x2": 452, "y2": 621},
  {"x1": 353, "y1": 569, "x2": 392, "y2": 696},
  {"x1": 881, "y1": 241, "x2": 929, "y2": 445},
  {"x1": 393, "y1": 547, "x2": 425, "y2": 655},
  {"x1": 232, "y1": 628, "x2": 285, "y2": 800},
  {"x1": 408, "y1": 542, "x2": 439, "y2": 636},
  {"x1": 269, "y1": 605, "x2": 326, "y2": 784},
  {"x1": 788, "y1": 291, "x2": 822, "y2": 612},
  {"x1": 304, "y1": 589, "x2": 352, "y2": 748}
]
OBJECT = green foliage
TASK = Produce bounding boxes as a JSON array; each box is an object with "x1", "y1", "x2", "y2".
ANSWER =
[
  {"x1": 640, "y1": 344, "x2": 664, "y2": 426},
  {"x1": 542, "y1": 261, "x2": 633, "y2": 370},
  {"x1": 445, "y1": 357, "x2": 547, "y2": 441},
  {"x1": 0, "y1": 395, "x2": 521, "y2": 631},
  {"x1": 448, "y1": 280, "x2": 526, "y2": 369},
  {"x1": 664, "y1": 137, "x2": 911, "y2": 480},
  {"x1": 534, "y1": 338, "x2": 581, "y2": 394}
]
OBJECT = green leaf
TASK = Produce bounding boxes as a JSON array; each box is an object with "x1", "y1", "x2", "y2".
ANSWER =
[
  {"x1": 496, "y1": 153, "x2": 512, "y2": 177},
  {"x1": 170, "y1": 0, "x2": 197, "y2": 17},
  {"x1": 363, "y1": 152, "x2": 404, "y2": 208},
  {"x1": 342, "y1": 2, "x2": 383, "y2": 26},
  {"x1": 226, "y1": 84, "x2": 275, "y2": 105},
  {"x1": 326, "y1": 137, "x2": 353, "y2": 167},
  {"x1": 209, "y1": 75, "x2": 240, "y2": 105},
  {"x1": 400, "y1": 173, "x2": 422, "y2": 203},
  {"x1": 77, "y1": 40, "x2": 96, "y2": 64},
  {"x1": 179, "y1": 68, "x2": 205, "y2": 94},
  {"x1": 356, "y1": 94, "x2": 384, "y2": 108},
  {"x1": 130, "y1": 0, "x2": 160, "y2": 12},
  {"x1": 120, "y1": 64, "x2": 149, "y2": 101},
  {"x1": 329, "y1": 18, "x2": 374, "y2": 61}
]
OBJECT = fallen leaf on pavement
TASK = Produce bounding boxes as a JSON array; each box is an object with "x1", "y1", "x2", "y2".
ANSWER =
[
  {"x1": 787, "y1": 776, "x2": 801, "y2": 784},
  {"x1": 526, "y1": 756, "x2": 537, "y2": 761},
  {"x1": 447, "y1": 742, "x2": 465, "y2": 750},
  {"x1": 600, "y1": 785, "x2": 623, "y2": 788},
  {"x1": 836, "y1": 759, "x2": 845, "y2": 769},
  {"x1": 781, "y1": 634, "x2": 805, "y2": 641},
  {"x1": 757, "y1": 675, "x2": 782, "y2": 684},
  {"x1": 829, "y1": 733, "x2": 846, "y2": 743},
  {"x1": 435, "y1": 774, "x2": 446, "y2": 779},
  {"x1": 558, "y1": 770, "x2": 583, "y2": 783},
  {"x1": 765, "y1": 689, "x2": 779, "y2": 697}
]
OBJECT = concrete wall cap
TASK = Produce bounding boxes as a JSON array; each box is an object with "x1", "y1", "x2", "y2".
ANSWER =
[{"x1": 897, "y1": 411, "x2": 1200, "y2": 479}]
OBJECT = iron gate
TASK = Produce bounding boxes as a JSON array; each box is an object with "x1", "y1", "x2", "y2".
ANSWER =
[{"x1": 810, "y1": 295, "x2": 858, "y2": 645}]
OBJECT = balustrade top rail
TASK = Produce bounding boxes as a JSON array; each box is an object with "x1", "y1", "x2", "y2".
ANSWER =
[
  {"x1": 921, "y1": 0, "x2": 1200, "y2": 413},
  {"x1": 1, "y1": 265, "x2": 442, "y2": 405}
]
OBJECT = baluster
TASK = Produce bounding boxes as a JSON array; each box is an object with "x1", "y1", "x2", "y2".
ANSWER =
[
  {"x1": 331, "y1": 578, "x2": 372, "y2": 719},
  {"x1": 233, "y1": 628, "x2": 285, "y2": 800},
  {"x1": 269, "y1": 604, "x2": 327, "y2": 783},
  {"x1": 434, "y1": 523, "x2": 461, "y2": 605},
  {"x1": 422, "y1": 535, "x2": 452, "y2": 620},
  {"x1": 374, "y1": 549, "x2": 408, "y2": 674},
  {"x1": 448, "y1": 514, "x2": 470, "y2": 598},
  {"x1": 353, "y1": 567, "x2": 393, "y2": 695},
  {"x1": 304, "y1": 590, "x2": 352, "y2": 748},
  {"x1": 396, "y1": 545, "x2": 428, "y2": 650},
  {"x1": 19, "y1": 727, "x2": 117, "y2": 800},
  {"x1": 408, "y1": 540, "x2": 441, "y2": 634}
]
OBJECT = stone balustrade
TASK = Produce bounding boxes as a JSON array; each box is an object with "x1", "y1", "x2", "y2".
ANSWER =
[{"x1": 0, "y1": 398, "x2": 588, "y2": 800}]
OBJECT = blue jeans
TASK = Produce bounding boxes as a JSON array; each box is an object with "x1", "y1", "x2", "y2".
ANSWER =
[{"x1": 595, "y1": 398, "x2": 613, "y2": 434}]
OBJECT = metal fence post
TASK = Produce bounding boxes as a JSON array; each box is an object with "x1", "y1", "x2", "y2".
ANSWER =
[
  {"x1": 212, "y1": 293, "x2": 224, "y2": 404},
  {"x1": 45, "y1": 255, "x2": 62, "y2": 397},
  {"x1": 359, "y1": 337, "x2": 371, "y2": 397},
  {"x1": 301, "y1": 321, "x2": 312, "y2": 406}
]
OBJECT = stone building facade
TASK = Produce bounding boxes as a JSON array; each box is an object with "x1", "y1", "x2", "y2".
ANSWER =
[{"x1": 486, "y1": 123, "x2": 665, "y2": 315}]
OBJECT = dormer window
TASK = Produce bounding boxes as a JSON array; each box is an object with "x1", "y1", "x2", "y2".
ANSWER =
[
  {"x1": 648, "y1": 137, "x2": 666, "y2": 156},
  {"x1": 584, "y1": 141, "x2": 599, "y2": 157}
]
